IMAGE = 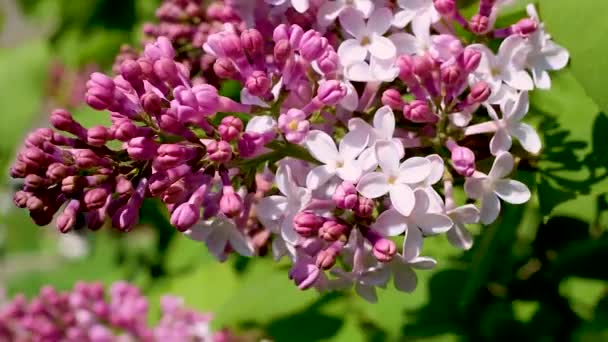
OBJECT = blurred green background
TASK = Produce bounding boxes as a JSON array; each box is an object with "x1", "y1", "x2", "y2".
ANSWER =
[{"x1": 1, "y1": 0, "x2": 608, "y2": 341}]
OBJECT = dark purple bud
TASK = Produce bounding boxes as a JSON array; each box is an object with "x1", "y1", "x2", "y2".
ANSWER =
[
  {"x1": 381, "y1": 89, "x2": 405, "y2": 109},
  {"x1": 293, "y1": 211, "x2": 325, "y2": 237},
  {"x1": 459, "y1": 48, "x2": 482, "y2": 73},
  {"x1": 299, "y1": 30, "x2": 328, "y2": 61},
  {"x1": 397, "y1": 55, "x2": 415, "y2": 80},
  {"x1": 50, "y1": 109, "x2": 75, "y2": 132},
  {"x1": 318, "y1": 219, "x2": 350, "y2": 242},
  {"x1": 403, "y1": 100, "x2": 439, "y2": 123},
  {"x1": 218, "y1": 116, "x2": 243, "y2": 141},
  {"x1": 446, "y1": 140, "x2": 476, "y2": 177},
  {"x1": 46, "y1": 163, "x2": 70, "y2": 182},
  {"x1": 62, "y1": 176, "x2": 83, "y2": 193},
  {"x1": 441, "y1": 63, "x2": 462, "y2": 86},
  {"x1": 22, "y1": 147, "x2": 48, "y2": 169},
  {"x1": 162, "y1": 182, "x2": 188, "y2": 204},
  {"x1": 127, "y1": 137, "x2": 158, "y2": 160},
  {"x1": 26, "y1": 196, "x2": 44, "y2": 211},
  {"x1": 355, "y1": 196, "x2": 374, "y2": 218},
  {"x1": 120, "y1": 59, "x2": 142, "y2": 82},
  {"x1": 470, "y1": 14, "x2": 490, "y2": 34},
  {"x1": 56, "y1": 200, "x2": 80, "y2": 233},
  {"x1": 170, "y1": 203, "x2": 200, "y2": 232},
  {"x1": 467, "y1": 81, "x2": 491, "y2": 104},
  {"x1": 434, "y1": 0, "x2": 456, "y2": 17},
  {"x1": 241, "y1": 29, "x2": 264, "y2": 57},
  {"x1": 413, "y1": 55, "x2": 435, "y2": 78},
  {"x1": 245, "y1": 71, "x2": 271, "y2": 96},
  {"x1": 316, "y1": 80, "x2": 346, "y2": 106},
  {"x1": 113, "y1": 119, "x2": 139, "y2": 141},
  {"x1": 332, "y1": 181, "x2": 358, "y2": 210},
  {"x1": 220, "y1": 33, "x2": 244, "y2": 59},
  {"x1": 141, "y1": 92, "x2": 163, "y2": 116},
  {"x1": 155, "y1": 144, "x2": 192, "y2": 169},
  {"x1": 73, "y1": 149, "x2": 103, "y2": 169},
  {"x1": 86, "y1": 210, "x2": 106, "y2": 231},
  {"x1": 84, "y1": 188, "x2": 110, "y2": 211},
  {"x1": 25, "y1": 128, "x2": 53, "y2": 148},
  {"x1": 316, "y1": 243, "x2": 342, "y2": 270},
  {"x1": 512, "y1": 18, "x2": 538, "y2": 36},
  {"x1": 207, "y1": 140, "x2": 233, "y2": 163},
  {"x1": 24, "y1": 174, "x2": 47, "y2": 190},
  {"x1": 30, "y1": 208, "x2": 55, "y2": 226},
  {"x1": 14, "y1": 191, "x2": 30, "y2": 208},
  {"x1": 87, "y1": 126, "x2": 111, "y2": 147},
  {"x1": 274, "y1": 40, "x2": 292, "y2": 65},
  {"x1": 219, "y1": 186, "x2": 243, "y2": 217},
  {"x1": 213, "y1": 58, "x2": 238, "y2": 79},
  {"x1": 115, "y1": 176, "x2": 134, "y2": 198}
]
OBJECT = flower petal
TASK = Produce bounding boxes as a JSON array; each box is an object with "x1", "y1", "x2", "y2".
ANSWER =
[
  {"x1": 367, "y1": 7, "x2": 393, "y2": 35},
  {"x1": 373, "y1": 106, "x2": 396, "y2": 139},
  {"x1": 489, "y1": 152, "x2": 514, "y2": 180},
  {"x1": 397, "y1": 157, "x2": 431, "y2": 184},
  {"x1": 291, "y1": 0, "x2": 310, "y2": 13},
  {"x1": 389, "y1": 32, "x2": 419, "y2": 55},
  {"x1": 256, "y1": 195, "x2": 288, "y2": 229},
  {"x1": 339, "y1": 7, "x2": 366, "y2": 39},
  {"x1": 357, "y1": 172, "x2": 390, "y2": 198},
  {"x1": 449, "y1": 204, "x2": 480, "y2": 224},
  {"x1": 369, "y1": 34, "x2": 397, "y2": 60},
  {"x1": 505, "y1": 91, "x2": 530, "y2": 122},
  {"x1": 494, "y1": 179, "x2": 531, "y2": 204},
  {"x1": 392, "y1": 9, "x2": 415, "y2": 28},
  {"x1": 511, "y1": 123, "x2": 541, "y2": 154},
  {"x1": 490, "y1": 128, "x2": 513, "y2": 156},
  {"x1": 480, "y1": 192, "x2": 501, "y2": 225},
  {"x1": 425, "y1": 154, "x2": 444, "y2": 185},
  {"x1": 316, "y1": 1, "x2": 343, "y2": 27},
  {"x1": 373, "y1": 209, "x2": 408, "y2": 236},
  {"x1": 464, "y1": 176, "x2": 486, "y2": 200},
  {"x1": 375, "y1": 141, "x2": 401, "y2": 175},
  {"x1": 402, "y1": 225, "x2": 422, "y2": 261},
  {"x1": 389, "y1": 184, "x2": 416, "y2": 216},
  {"x1": 409, "y1": 256, "x2": 437, "y2": 270},
  {"x1": 340, "y1": 129, "x2": 369, "y2": 161},
  {"x1": 355, "y1": 283, "x2": 378, "y2": 303},
  {"x1": 336, "y1": 160, "x2": 362, "y2": 182},
  {"x1": 393, "y1": 265, "x2": 417, "y2": 293},
  {"x1": 306, "y1": 165, "x2": 336, "y2": 190},
  {"x1": 416, "y1": 213, "x2": 453, "y2": 235},
  {"x1": 447, "y1": 223, "x2": 474, "y2": 250},
  {"x1": 305, "y1": 130, "x2": 339, "y2": 164},
  {"x1": 345, "y1": 61, "x2": 374, "y2": 82},
  {"x1": 338, "y1": 39, "x2": 368, "y2": 66}
]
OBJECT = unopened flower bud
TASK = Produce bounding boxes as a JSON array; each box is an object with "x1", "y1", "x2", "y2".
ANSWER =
[
  {"x1": 434, "y1": 0, "x2": 456, "y2": 17},
  {"x1": 299, "y1": 30, "x2": 328, "y2": 61},
  {"x1": 274, "y1": 40, "x2": 292, "y2": 65},
  {"x1": 84, "y1": 188, "x2": 110, "y2": 211},
  {"x1": 293, "y1": 211, "x2": 324, "y2": 237},
  {"x1": 127, "y1": 137, "x2": 158, "y2": 160},
  {"x1": 373, "y1": 238, "x2": 397, "y2": 262},
  {"x1": 467, "y1": 81, "x2": 491, "y2": 104},
  {"x1": 382, "y1": 89, "x2": 405, "y2": 109},
  {"x1": 470, "y1": 14, "x2": 490, "y2": 34},
  {"x1": 87, "y1": 126, "x2": 111, "y2": 147},
  {"x1": 220, "y1": 186, "x2": 243, "y2": 217},
  {"x1": 355, "y1": 196, "x2": 374, "y2": 217},
  {"x1": 213, "y1": 58, "x2": 238, "y2": 79},
  {"x1": 403, "y1": 101, "x2": 439, "y2": 123},
  {"x1": 47, "y1": 163, "x2": 70, "y2": 181},
  {"x1": 459, "y1": 48, "x2": 482, "y2": 73},
  {"x1": 245, "y1": 71, "x2": 271, "y2": 96},
  {"x1": 207, "y1": 140, "x2": 233, "y2": 163},
  {"x1": 318, "y1": 219, "x2": 350, "y2": 242},
  {"x1": 218, "y1": 116, "x2": 243, "y2": 141},
  {"x1": 316, "y1": 244, "x2": 341, "y2": 270},
  {"x1": 170, "y1": 203, "x2": 200, "y2": 232},
  {"x1": 332, "y1": 181, "x2": 358, "y2": 209},
  {"x1": 317, "y1": 49, "x2": 339, "y2": 75},
  {"x1": 241, "y1": 29, "x2": 264, "y2": 57},
  {"x1": 316, "y1": 80, "x2": 345, "y2": 106}
]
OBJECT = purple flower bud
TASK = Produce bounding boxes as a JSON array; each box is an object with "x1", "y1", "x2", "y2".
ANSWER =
[
  {"x1": 397, "y1": 55, "x2": 415, "y2": 80},
  {"x1": 459, "y1": 48, "x2": 482, "y2": 73},
  {"x1": 403, "y1": 101, "x2": 439, "y2": 123},
  {"x1": 50, "y1": 109, "x2": 75, "y2": 132},
  {"x1": 238, "y1": 132, "x2": 266, "y2": 158},
  {"x1": 56, "y1": 200, "x2": 80, "y2": 233},
  {"x1": 441, "y1": 63, "x2": 462, "y2": 86},
  {"x1": 512, "y1": 18, "x2": 538, "y2": 36},
  {"x1": 154, "y1": 58, "x2": 182, "y2": 87},
  {"x1": 316, "y1": 80, "x2": 346, "y2": 106},
  {"x1": 240, "y1": 29, "x2": 264, "y2": 57},
  {"x1": 86, "y1": 210, "x2": 106, "y2": 231},
  {"x1": 87, "y1": 126, "x2": 111, "y2": 147},
  {"x1": 467, "y1": 81, "x2": 491, "y2": 104},
  {"x1": 192, "y1": 84, "x2": 220, "y2": 115},
  {"x1": 470, "y1": 14, "x2": 490, "y2": 34},
  {"x1": 84, "y1": 188, "x2": 110, "y2": 211},
  {"x1": 141, "y1": 92, "x2": 163, "y2": 116},
  {"x1": 448, "y1": 142, "x2": 476, "y2": 177},
  {"x1": 318, "y1": 219, "x2": 350, "y2": 242},
  {"x1": 278, "y1": 109, "x2": 310, "y2": 144},
  {"x1": 127, "y1": 137, "x2": 158, "y2": 160},
  {"x1": 219, "y1": 186, "x2": 243, "y2": 217},
  {"x1": 46, "y1": 163, "x2": 70, "y2": 182},
  {"x1": 293, "y1": 211, "x2": 324, "y2": 237},
  {"x1": 22, "y1": 147, "x2": 48, "y2": 169},
  {"x1": 213, "y1": 58, "x2": 238, "y2": 79},
  {"x1": 25, "y1": 128, "x2": 53, "y2": 148},
  {"x1": 332, "y1": 181, "x2": 358, "y2": 209},
  {"x1": 373, "y1": 238, "x2": 397, "y2": 262},
  {"x1": 24, "y1": 174, "x2": 47, "y2": 190},
  {"x1": 299, "y1": 30, "x2": 328, "y2": 61},
  {"x1": 316, "y1": 243, "x2": 341, "y2": 270},
  {"x1": 413, "y1": 55, "x2": 435, "y2": 78},
  {"x1": 116, "y1": 176, "x2": 134, "y2": 198},
  {"x1": 218, "y1": 116, "x2": 243, "y2": 141},
  {"x1": 163, "y1": 181, "x2": 188, "y2": 204},
  {"x1": 73, "y1": 149, "x2": 103, "y2": 169},
  {"x1": 220, "y1": 33, "x2": 244, "y2": 59},
  {"x1": 479, "y1": 0, "x2": 496, "y2": 17},
  {"x1": 112, "y1": 119, "x2": 139, "y2": 141},
  {"x1": 26, "y1": 195, "x2": 44, "y2": 211},
  {"x1": 274, "y1": 40, "x2": 292, "y2": 65},
  {"x1": 381, "y1": 89, "x2": 405, "y2": 109},
  {"x1": 170, "y1": 203, "x2": 200, "y2": 232},
  {"x1": 434, "y1": 0, "x2": 456, "y2": 16},
  {"x1": 207, "y1": 140, "x2": 233, "y2": 163},
  {"x1": 156, "y1": 144, "x2": 193, "y2": 169},
  {"x1": 245, "y1": 71, "x2": 271, "y2": 96},
  {"x1": 144, "y1": 36, "x2": 175, "y2": 61},
  {"x1": 272, "y1": 24, "x2": 289, "y2": 42},
  {"x1": 355, "y1": 196, "x2": 374, "y2": 218},
  {"x1": 62, "y1": 176, "x2": 83, "y2": 193},
  {"x1": 14, "y1": 191, "x2": 30, "y2": 208},
  {"x1": 317, "y1": 49, "x2": 339, "y2": 75}
]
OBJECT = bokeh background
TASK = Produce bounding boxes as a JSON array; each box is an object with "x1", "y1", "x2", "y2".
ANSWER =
[{"x1": 1, "y1": 0, "x2": 607, "y2": 341}]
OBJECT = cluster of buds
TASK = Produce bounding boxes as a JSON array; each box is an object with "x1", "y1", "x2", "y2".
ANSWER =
[
  {"x1": 0, "y1": 282, "x2": 232, "y2": 341},
  {"x1": 10, "y1": 0, "x2": 569, "y2": 302}
]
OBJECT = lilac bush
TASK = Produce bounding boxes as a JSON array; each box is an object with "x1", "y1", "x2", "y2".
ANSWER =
[{"x1": 10, "y1": 0, "x2": 569, "y2": 302}]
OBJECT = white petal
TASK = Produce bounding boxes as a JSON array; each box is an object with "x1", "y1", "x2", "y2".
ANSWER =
[
  {"x1": 373, "y1": 106, "x2": 396, "y2": 139},
  {"x1": 375, "y1": 141, "x2": 401, "y2": 175},
  {"x1": 355, "y1": 0, "x2": 374, "y2": 17},
  {"x1": 402, "y1": 226, "x2": 422, "y2": 261},
  {"x1": 409, "y1": 256, "x2": 437, "y2": 269},
  {"x1": 228, "y1": 231, "x2": 254, "y2": 257},
  {"x1": 490, "y1": 129, "x2": 512, "y2": 156},
  {"x1": 240, "y1": 88, "x2": 269, "y2": 108},
  {"x1": 247, "y1": 116, "x2": 277, "y2": 133},
  {"x1": 370, "y1": 57, "x2": 399, "y2": 82},
  {"x1": 205, "y1": 229, "x2": 228, "y2": 260},
  {"x1": 281, "y1": 212, "x2": 300, "y2": 244},
  {"x1": 543, "y1": 42, "x2": 569, "y2": 70},
  {"x1": 416, "y1": 213, "x2": 453, "y2": 235},
  {"x1": 306, "y1": 165, "x2": 336, "y2": 190},
  {"x1": 340, "y1": 81, "x2": 359, "y2": 111},
  {"x1": 397, "y1": 157, "x2": 431, "y2": 184},
  {"x1": 392, "y1": 10, "x2": 415, "y2": 28},
  {"x1": 338, "y1": 39, "x2": 368, "y2": 66},
  {"x1": 336, "y1": 161, "x2": 362, "y2": 182},
  {"x1": 345, "y1": 61, "x2": 374, "y2": 82},
  {"x1": 389, "y1": 32, "x2": 419, "y2": 55},
  {"x1": 357, "y1": 172, "x2": 390, "y2": 198},
  {"x1": 339, "y1": 7, "x2": 367, "y2": 39},
  {"x1": 316, "y1": 1, "x2": 343, "y2": 27},
  {"x1": 489, "y1": 152, "x2": 514, "y2": 180},
  {"x1": 480, "y1": 192, "x2": 501, "y2": 225},
  {"x1": 358, "y1": 147, "x2": 378, "y2": 172},
  {"x1": 369, "y1": 34, "x2": 397, "y2": 60},
  {"x1": 511, "y1": 123, "x2": 541, "y2": 154},
  {"x1": 373, "y1": 209, "x2": 408, "y2": 236},
  {"x1": 505, "y1": 91, "x2": 530, "y2": 122},
  {"x1": 290, "y1": 0, "x2": 310, "y2": 13},
  {"x1": 503, "y1": 68, "x2": 534, "y2": 91},
  {"x1": 367, "y1": 7, "x2": 393, "y2": 35},
  {"x1": 464, "y1": 176, "x2": 486, "y2": 200},
  {"x1": 305, "y1": 130, "x2": 339, "y2": 164},
  {"x1": 393, "y1": 266, "x2": 417, "y2": 293},
  {"x1": 532, "y1": 67, "x2": 551, "y2": 90},
  {"x1": 360, "y1": 267, "x2": 391, "y2": 286},
  {"x1": 425, "y1": 154, "x2": 444, "y2": 185},
  {"x1": 389, "y1": 184, "x2": 416, "y2": 216},
  {"x1": 340, "y1": 129, "x2": 369, "y2": 161},
  {"x1": 256, "y1": 196, "x2": 288, "y2": 229},
  {"x1": 411, "y1": 15, "x2": 432, "y2": 46},
  {"x1": 447, "y1": 223, "x2": 474, "y2": 250},
  {"x1": 449, "y1": 204, "x2": 480, "y2": 225},
  {"x1": 494, "y1": 179, "x2": 531, "y2": 204},
  {"x1": 355, "y1": 283, "x2": 378, "y2": 303},
  {"x1": 347, "y1": 118, "x2": 373, "y2": 136},
  {"x1": 276, "y1": 164, "x2": 298, "y2": 198}
]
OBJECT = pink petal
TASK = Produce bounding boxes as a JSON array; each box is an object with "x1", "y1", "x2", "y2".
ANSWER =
[
  {"x1": 357, "y1": 172, "x2": 390, "y2": 198},
  {"x1": 494, "y1": 179, "x2": 531, "y2": 204},
  {"x1": 339, "y1": 7, "x2": 367, "y2": 39}
]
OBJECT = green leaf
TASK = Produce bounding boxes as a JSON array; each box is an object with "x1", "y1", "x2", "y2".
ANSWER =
[{"x1": 539, "y1": 1, "x2": 608, "y2": 113}]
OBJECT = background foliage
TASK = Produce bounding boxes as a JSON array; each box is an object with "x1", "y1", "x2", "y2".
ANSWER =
[{"x1": 0, "y1": 0, "x2": 607, "y2": 340}]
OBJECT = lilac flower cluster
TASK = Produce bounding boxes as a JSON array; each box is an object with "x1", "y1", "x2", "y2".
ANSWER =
[
  {"x1": 11, "y1": 0, "x2": 569, "y2": 302},
  {"x1": 0, "y1": 281, "x2": 231, "y2": 341}
]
